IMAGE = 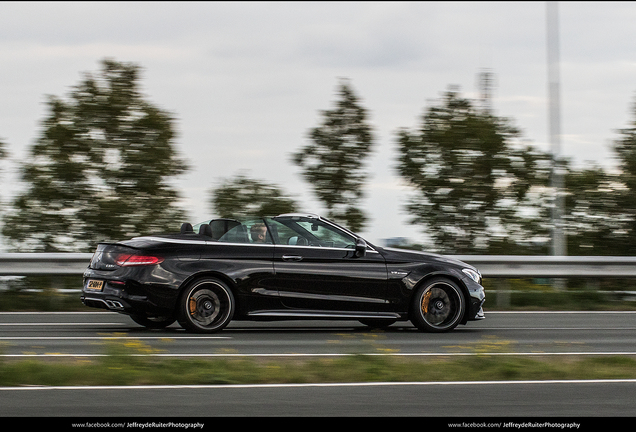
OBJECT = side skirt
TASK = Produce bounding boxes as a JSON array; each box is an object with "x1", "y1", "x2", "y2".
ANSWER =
[{"x1": 246, "y1": 309, "x2": 403, "y2": 320}]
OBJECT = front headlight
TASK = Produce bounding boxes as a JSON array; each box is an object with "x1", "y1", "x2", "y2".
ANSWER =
[{"x1": 462, "y1": 268, "x2": 482, "y2": 284}]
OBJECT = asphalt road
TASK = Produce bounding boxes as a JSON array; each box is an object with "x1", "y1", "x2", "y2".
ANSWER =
[
  {"x1": 1, "y1": 310, "x2": 636, "y2": 357},
  {"x1": 2, "y1": 380, "x2": 636, "y2": 419},
  {"x1": 1, "y1": 311, "x2": 636, "y2": 418}
]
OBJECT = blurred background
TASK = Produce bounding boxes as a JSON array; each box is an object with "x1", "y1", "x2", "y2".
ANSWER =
[{"x1": 2, "y1": 1, "x2": 636, "y2": 309}]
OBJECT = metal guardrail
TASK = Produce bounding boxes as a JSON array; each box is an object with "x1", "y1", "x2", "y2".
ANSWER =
[
  {"x1": 453, "y1": 255, "x2": 636, "y2": 278},
  {"x1": 0, "y1": 253, "x2": 93, "y2": 276},
  {"x1": 0, "y1": 253, "x2": 636, "y2": 278}
]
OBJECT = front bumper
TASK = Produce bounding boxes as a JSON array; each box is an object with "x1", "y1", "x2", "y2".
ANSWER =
[{"x1": 464, "y1": 278, "x2": 486, "y2": 322}]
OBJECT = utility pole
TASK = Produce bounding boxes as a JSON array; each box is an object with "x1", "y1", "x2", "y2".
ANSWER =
[
  {"x1": 477, "y1": 68, "x2": 495, "y2": 114},
  {"x1": 547, "y1": 1, "x2": 566, "y2": 257}
]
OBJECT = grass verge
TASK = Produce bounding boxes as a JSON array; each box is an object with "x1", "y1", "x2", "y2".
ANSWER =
[{"x1": 1, "y1": 339, "x2": 636, "y2": 387}]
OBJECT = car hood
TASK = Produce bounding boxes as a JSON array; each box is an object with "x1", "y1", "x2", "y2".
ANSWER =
[{"x1": 377, "y1": 246, "x2": 477, "y2": 270}]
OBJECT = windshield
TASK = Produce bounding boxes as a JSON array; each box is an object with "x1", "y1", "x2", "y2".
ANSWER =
[{"x1": 269, "y1": 216, "x2": 355, "y2": 248}]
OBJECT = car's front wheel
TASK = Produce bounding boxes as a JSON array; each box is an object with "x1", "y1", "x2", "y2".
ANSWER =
[
  {"x1": 411, "y1": 278, "x2": 465, "y2": 332},
  {"x1": 177, "y1": 277, "x2": 235, "y2": 333}
]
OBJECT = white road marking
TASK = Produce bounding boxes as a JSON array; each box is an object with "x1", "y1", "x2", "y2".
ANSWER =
[
  {"x1": 0, "y1": 336, "x2": 228, "y2": 340},
  {"x1": 0, "y1": 323, "x2": 126, "y2": 326},
  {"x1": 2, "y1": 378, "x2": 636, "y2": 391}
]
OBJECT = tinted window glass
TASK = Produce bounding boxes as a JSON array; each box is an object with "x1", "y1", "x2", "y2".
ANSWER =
[
  {"x1": 268, "y1": 217, "x2": 355, "y2": 248},
  {"x1": 218, "y1": 219, "x2": 272, "y2": 244}
]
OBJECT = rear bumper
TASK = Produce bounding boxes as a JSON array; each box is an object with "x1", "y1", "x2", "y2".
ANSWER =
[
  {"x1": 80, "y1": 289, "x2": 173, "y2": 317},
  {"x1": 80, "y1": 296, "x2": 128, "y2": 311},
  {"x1": 81, "y1": 270, "x2": 179, "y2": 317}
]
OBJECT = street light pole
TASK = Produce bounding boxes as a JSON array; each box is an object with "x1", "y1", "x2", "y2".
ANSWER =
[{"x1": 547, "y1": 1, "x2": 566, "y2": 257}]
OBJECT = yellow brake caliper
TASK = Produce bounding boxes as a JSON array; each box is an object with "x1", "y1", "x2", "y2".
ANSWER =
[
  {"x1": 189, "y1": 297, "x2": 197, "y2": 316},
  {"x1": 421, "y1": 290, "x2": 432, "y2": 314}
]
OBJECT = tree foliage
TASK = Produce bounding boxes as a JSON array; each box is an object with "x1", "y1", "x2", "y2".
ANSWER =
[
  {"x1": 210, "y1": 174, "x2": 297, "y2": 219},
  {"x1": 292, "y1": 80, "x2": 374, "y2": 232},
  {"x1": 562, "y1": 166, "x2": 628, "y2": 256},
  {"x1": 0, "y1": 138, "x2": 7, "y2": 213},
  {"x1": 608, "y1": 97, "x2": 636, "y2": 255},
  {"x1": 0, "y1": 139, "x2": 7, "y2": 159},
  {"x1": 1, "y1": 59, "x2": 188, "y2": 252},
  {"x1": 396, "y1": 90, "x2": 552, "y2": 254},
  {"x1": 553, "y1": 96, "x2": 636, "y2": 257}
]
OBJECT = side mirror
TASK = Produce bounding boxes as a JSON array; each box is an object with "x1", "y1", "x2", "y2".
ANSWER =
[{"x1": 354, "y1": 238, "x2": 367, "y2": 258}]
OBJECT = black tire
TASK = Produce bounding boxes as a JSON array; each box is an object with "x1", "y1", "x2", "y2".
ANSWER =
[
  {"x1": 358, "y1": 319, "x2": 397, "y2": 329},
  {"x1": 130, "y1": 315, "x2": 176, "y2": 329},
  {"x1": 411, "y1": 278, "x2": 465, "y2": 332},
  {"x1": 177, "y1": 277, "x2": 235, "y2": 333}
]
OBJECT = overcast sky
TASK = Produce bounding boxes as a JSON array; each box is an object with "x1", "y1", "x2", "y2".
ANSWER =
[{"x1": 1, "y1": 1, "x2": 636, "y2": 247}]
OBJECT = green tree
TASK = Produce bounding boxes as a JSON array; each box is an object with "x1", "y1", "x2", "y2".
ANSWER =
[
  {"x1": 0, "y1": 138, "x2": 7, "y2": 213},
  {"x1": 2, "y1": 59, "x2": 188, "y2": 252},
  {"x1": 396, "y1": 89, "x2": 552, "y2": 254},
  {"x1": 211, "y1": 174, "x2": 297, "y2": 219},
  {"x1": 610, "y1": 96, "x2": 636, "y2": 255},
  {"x1": 563, "y1": 165, "x2": 628, "y2": 256},
  {"x1": 292, "y1": 80, "x2": 374, "y2": 232}
]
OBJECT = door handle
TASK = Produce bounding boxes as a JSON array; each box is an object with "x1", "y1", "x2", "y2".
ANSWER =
[{"x1": 282, "y1": 255, "x2": 303, "y2": 262}]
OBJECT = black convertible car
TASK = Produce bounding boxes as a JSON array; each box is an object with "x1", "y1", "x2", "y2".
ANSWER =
[{"x1": 81, "y1": 213, "x2": 485, "y2": 333}]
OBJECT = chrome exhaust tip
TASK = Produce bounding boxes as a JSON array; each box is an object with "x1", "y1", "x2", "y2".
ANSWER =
[{"x1": 105, "y1": 300, "x2": 124, "y2": 309}]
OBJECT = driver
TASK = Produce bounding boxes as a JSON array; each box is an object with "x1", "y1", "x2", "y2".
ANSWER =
[{"x1": 250, "y1": 223, "x2": 268, "y2": 243}]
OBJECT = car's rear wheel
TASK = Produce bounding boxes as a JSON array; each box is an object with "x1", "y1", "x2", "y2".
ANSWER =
[
  {"x1": 411, "y1": 278, "x2": 465, "y2": 332},
  {"x1": 177, "y1": 277, "x2": 235, "y2": 333}
]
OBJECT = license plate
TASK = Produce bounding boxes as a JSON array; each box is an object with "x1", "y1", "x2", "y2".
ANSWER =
[{"x1": 86, "y1": 280, "x2": 104, "y2": 291}]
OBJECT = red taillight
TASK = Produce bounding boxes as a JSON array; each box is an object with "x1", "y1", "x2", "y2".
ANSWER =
[
  {"x1": 115, "y1": 254, "x2": 164, "y2": 266},
  {"x1": 109, "y1": 280, "x2": 126, "y2": 286}
]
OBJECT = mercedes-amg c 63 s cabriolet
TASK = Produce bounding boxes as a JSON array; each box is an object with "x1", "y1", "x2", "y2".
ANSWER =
[{"x1": 82, "y1": 213, "x2": 485, "y2": 333}]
